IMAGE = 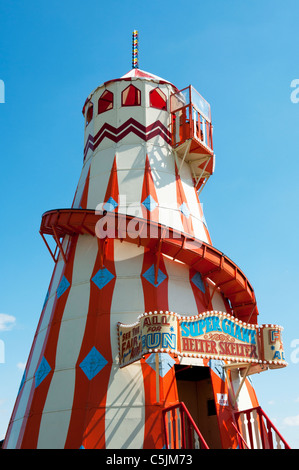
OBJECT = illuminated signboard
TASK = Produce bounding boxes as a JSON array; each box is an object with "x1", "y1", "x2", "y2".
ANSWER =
[{"x1": 118, "y1": 311, "x2": 286, "y2": 370}]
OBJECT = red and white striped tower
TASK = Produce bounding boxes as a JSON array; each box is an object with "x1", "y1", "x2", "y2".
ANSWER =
[{"x1": 3, "y1": 33, "x2": 288, "y2": 450}]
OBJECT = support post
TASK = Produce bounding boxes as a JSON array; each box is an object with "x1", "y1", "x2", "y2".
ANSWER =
[
  {"x1": 52, "y1": 225, "x2": 67, "y2": 264},
  {"x1": 39, "y1": 231, "x2": 57, "y2": 263},
  {"x1": 155, "y1": 353, "x2": 160, "y2": 403},
  {"x1": 224, "y1": 364, "x2": 252, "y2": 408},
  {"x1": 155, "y1": 238, "x2": 162, "y2": 285}
]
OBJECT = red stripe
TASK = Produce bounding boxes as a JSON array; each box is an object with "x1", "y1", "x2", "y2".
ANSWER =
[
  {"x1": 189, "y1": 267, "x2": 210, "y2": 314},
  {"x1": 64, "y1": 238, "x2": 116, "y2": 449},
  {"x1": 103, "y1": 155, "x2": 119, "y2": 212},
  {"x1": 13, "y1": 261, "x2": 67, "y2": 448},
  {"x1": 84, "y1": 119, "x2": 171, "y2": 160},
  {"x1": 209, "y1": 367, "x2": 238, "y2": 449},
  {"x1": 65, "y1": 168, "x2": 118, "y2": 448},
  {"x1": 20, "y1": 237, "x2": 78, "y2": 448},
  {"x1": 94, "y1": 118, "x2": 171, "y2": 142},
  {"x1": 141, "y1": 155, "x2": 159, "y2": 223},
  {"x1": 3, "y1": 255, "x2": 65, "y2": 448},
  {"x1": 195, "y1": 190, "x2": 213, "y2": 245},
  {"x1": 174, "y1": 162, "x2": 194, "y2": 237},
  {"x1": 140, "y1": 249, "x2": 179, "y2": 449},
  {"x1": 78, "y1": 167, "x2": 91, "y2": 209}
]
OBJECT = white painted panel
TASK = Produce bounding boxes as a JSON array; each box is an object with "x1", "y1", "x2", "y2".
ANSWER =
[
  {"x1": 116, "y1": 145, "x2": 146, "y2": 217},
  {"x1": 37, "y1": 410, "x2": 72, "y2": 449},
  {"x1": 40, "y1": 369, "x2": 76, "y2": 413},
  {"x1": 210, "y1": 287, "x2": 227, "y2": 312},
  {"x1": 26, "y1": 238, "x2": 69, "y2": 381},
  {"x1": 147, "y1": 145, "x2": 185, "y2": 234},
  {"x1": 156, "y1": 176, "x2": 184, "y2": 234},
  {"x1": 5, "y1": 329, "x2": 46, "y2": 447},
  {"x1": 163, "y1": 256, "x2": 198, "y2": 316},
  {"x1": 72, "y1": 157, "x2": 92, "y2": 208},
  {"x1": 71, "y1": 236, "x2": 98, "y2": 286},
  {"x1": 53, "y1": 316, "x2": 87, "y2": 370},
  {"x1": 37, "y1": 235, "x2": 98, "y2": 448},
  {"x1": 87, "y1": 145, "x2": 116, "y2": 209},
  {"x1": 4, "y1": 417, "x2": 23, "y2": 449},
  {"x1": 106, "y1": 241, "x2": 145, "y2": 449},
  {"x1": 146, "y1": 143, "x2": 175, "y2": 186},
  {"x1": 26, "y1": 329, "x2": 47, "y2": 382},
  {"x1": 13, "y1": 376, "x2": 34, "y2": 424},
  {"x1": 4, "y1": 374, "x2": 35, "y2": 448},
  {"x1": 105, "y1": 363, "x2": 145, "y2": 450},
  {"x1": 231, "y1": 369, "x2": 254, "y2": 411},
  {"x1": 191, "y1": 216, "x2": 209, "y2": 243},
  {"x1": 38, "y1": 258, "x2": 65, "y2": 336},
  {"x1": 8, "y1": 250, "x2": 65, "y2": 444},
  {"x1": 110, "y1": 241, "x2": 145, "y2": 357},
  {"x1": 111, "y1": 278, "x2": 145, "y2": 317},
  {"x1": 180, "y1": 166, "x2": 209, "y2": 243}
]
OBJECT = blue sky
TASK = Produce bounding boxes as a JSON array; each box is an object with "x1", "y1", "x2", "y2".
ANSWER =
[{"x1": 0, "y1": 0, "x2": 299, "y2": 448}]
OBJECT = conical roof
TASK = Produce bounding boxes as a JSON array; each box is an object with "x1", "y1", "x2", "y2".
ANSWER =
[
  {"x1": 82, "y1": 68, "x2": 177, "y2": 113},
  {"x1": 120, "y1": 68, "x2": 173, "y2": 85}
]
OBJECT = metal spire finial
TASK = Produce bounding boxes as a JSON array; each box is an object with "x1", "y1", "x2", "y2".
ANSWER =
[{"x1": 132, "y1": 30, "x2": 138, "y2": 69}]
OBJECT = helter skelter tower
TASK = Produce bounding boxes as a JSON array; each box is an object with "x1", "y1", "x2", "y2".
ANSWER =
[{"x1": 4, "y1": 32, "x2": 289, "y2": 449}]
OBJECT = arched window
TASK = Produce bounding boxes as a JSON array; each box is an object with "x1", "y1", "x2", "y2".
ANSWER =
[
  {"x1": 86, "y1": 103, "x2": 93, "y2": 126},
  {"x1": 122, "y1": 84, "x2": 141, "y2": 107},
  {"x1": 98, "y1": 90, "x2": 113, "y2": 114},
  {"x1": 150, "y1": 88, "x2": 167, "y2": 110}
]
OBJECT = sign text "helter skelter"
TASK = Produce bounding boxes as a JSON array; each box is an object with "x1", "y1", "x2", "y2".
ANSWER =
[{"x1": 118, "y1": 311, "x2": 286, "y2": 369}]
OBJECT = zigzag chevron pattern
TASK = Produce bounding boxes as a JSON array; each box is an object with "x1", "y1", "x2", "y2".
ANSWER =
[{"x1": 84, "y1": 118, "x2": 172, "y2": 160}]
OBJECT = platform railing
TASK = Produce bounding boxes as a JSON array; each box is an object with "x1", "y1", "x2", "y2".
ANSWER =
[
  {"x1": 162, "y1": 402, "x2": 209, "y2": 449},
  {"x1": 234, "y1": 406, "x2": 291, "y2": 449},
  {"x1": 170, "y1": 85, "x2": 213, "y2": 152},
  {"x1": 171, "y1": 105, "x2": 213, "y2": 151}
]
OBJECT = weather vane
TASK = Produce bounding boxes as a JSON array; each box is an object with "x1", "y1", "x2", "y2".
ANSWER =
[{"x1": 132, "y1": 30, "x2": 138, "y2": 69}]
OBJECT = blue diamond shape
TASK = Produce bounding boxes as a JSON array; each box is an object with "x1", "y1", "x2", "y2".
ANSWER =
[
  {"x1": 142, "y1": 195, "x2": 157, "y2": 212},
  {"x1": 191, "y1": 272, "x2": 205, "y2": 293},
  {"x1": 146, "y1": 353, "x2": 175, "y2": 377},
  {"x1": 103, "y1": 196, "x2": 118, "y2": 212},
  {"x1": 142, "y1": 264, "x2": 167, "y2": 287},
  {"x1": 35, "y1": 357, "x2": 51, "y2": 388},
  {"x1": 92, "y1": 267, "x2": 114, "y2": 290},
  {"x1": 57, "y1": 276, "x2": 70, "y2": 298},
  {"x1": 79, "y1": 347, "x2": 108, "y2": 380},
  {"x1": 180, "y1": 202, "x2": 190, "y2": 218}
]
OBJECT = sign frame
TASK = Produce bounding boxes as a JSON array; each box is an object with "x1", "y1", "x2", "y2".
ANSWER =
[{"x1": 117, "y1": 310, "x2": 287, "y2": 371}]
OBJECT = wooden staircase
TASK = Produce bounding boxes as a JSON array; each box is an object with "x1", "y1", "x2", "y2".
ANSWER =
[{"x1": 162, "y1": 402, "x2": 291, "y2": 449}]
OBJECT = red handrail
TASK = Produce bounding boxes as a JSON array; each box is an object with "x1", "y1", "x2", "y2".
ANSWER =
[
  {"x1": 162, "y1": 402, "x2": 209, "y2": 449},
  {"x1": 234, "y1": 406, "x2": 291, "y2": 449},
  {"x1": 171, "y1": 103, "x2": 213, "y2": 151},
  {"x1": 231, "y1": 421, "x2": 250, "y2": 449}
]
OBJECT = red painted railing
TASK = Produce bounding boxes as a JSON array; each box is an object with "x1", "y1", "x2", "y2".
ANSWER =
[
  {"x1": 234, "y1": 406, "x2": 291, "y2": 449},
  {"x1": 170, "y1": 85, "x2": 213, "y2": 153},
  {"x1": 162, "y1": 402, "x2": 209, "y2": 449}
]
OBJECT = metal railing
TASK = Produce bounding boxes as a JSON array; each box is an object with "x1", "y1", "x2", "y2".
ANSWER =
[
  {"x1": 162, "y1": 402, "x2": 209, "y2": 449},
  {"x1": 170, "y1": 85, "x2": 213, "y2": 152},
  {"x1": 234, "y1": 406, "x2": 291, "y2": 449},
  {"x1": 171, "y1": 105, "x2": 213, "y2": 151}
]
